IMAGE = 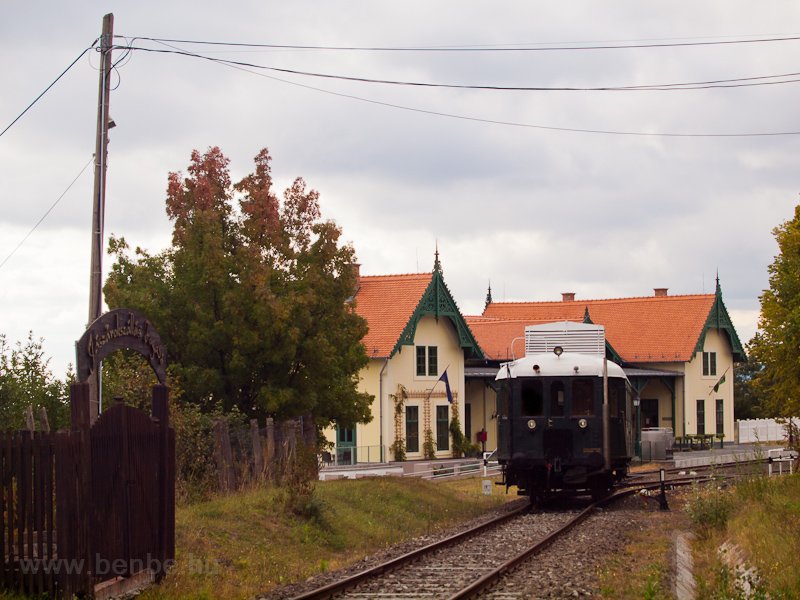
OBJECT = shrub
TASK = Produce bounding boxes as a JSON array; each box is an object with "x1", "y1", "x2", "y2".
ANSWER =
[{"x1": 685, "y1": 482, "x2": 734, "y2": 536}]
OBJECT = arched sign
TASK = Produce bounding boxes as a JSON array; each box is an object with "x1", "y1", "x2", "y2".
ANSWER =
[{"x1": 76, "y1": 308, "x2": 167, "y2": 384}]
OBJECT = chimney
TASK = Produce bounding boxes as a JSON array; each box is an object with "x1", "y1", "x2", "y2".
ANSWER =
[
  {"x1": 562, "y1": 292, "x2": 575, "y2": 302},
  {"x1": 654, "y1": 288, "x2": 668, "y2": 297}
]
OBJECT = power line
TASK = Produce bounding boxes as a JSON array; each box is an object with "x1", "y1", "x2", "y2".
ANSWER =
[
  {"x1": 143, "y1": 44, "x2": 799, "y2": 138},
  {"x1": 0, "y1": 43, "x2": 98, "y2": 140},
  {"x1": 0, "y1": 156, "x2": 94, "y2": 272},
  {"x1": 117, "y1": 43, "x2": 800, "y2": 137},
  {"x1": 119, "y1": 44, "x2": 800, "y2": 92},
  {"x1": 132, "y1": 33, "x2": 800, "y2": 52}
]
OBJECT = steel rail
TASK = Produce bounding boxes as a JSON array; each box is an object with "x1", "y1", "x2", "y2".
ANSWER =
[
  {"x1": 291, "y1": 475, "x2": 718, "y2": 600},
  {"x1": 289, "y1": 499, "x2": 529, "y2": 600},
  {"x1": 446, "y1": 477, "x2": 715, "y2": 600}
]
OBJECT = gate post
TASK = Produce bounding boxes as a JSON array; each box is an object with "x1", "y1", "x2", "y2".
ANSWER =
[
  {"x1": 68, "y1": 382, "x2": 93, "y2": 596},
  {"x1": 152, "y1": 384, "x2": 174, "y2": 579}
]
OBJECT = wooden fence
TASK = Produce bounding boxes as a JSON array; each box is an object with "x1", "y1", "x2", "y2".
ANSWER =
[
  {"x1": 0, "y1": 383, "x2": 175, "y2": 599},
  {"x1": 213, "y1": 416, "x2": 317, "y2": 492}
]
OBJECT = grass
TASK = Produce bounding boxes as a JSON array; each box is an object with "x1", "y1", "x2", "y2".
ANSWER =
[
  {"x1": 690, "y1": 473, "x2": 800, "y2": 599},
  {"x1": 597, "y1": 502, "x2": 689, "y2": 600},
  {"x1": 139, "y1": 474, "x2": 513, "y2": 600},
  {"x1": 599, "y1": 471, "x2": 800, "y2": 600}
]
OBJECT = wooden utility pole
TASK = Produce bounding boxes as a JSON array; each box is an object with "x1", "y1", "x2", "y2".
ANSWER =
[{"x1": 87, "y1": 13, "x2": 114, "y2": 421}]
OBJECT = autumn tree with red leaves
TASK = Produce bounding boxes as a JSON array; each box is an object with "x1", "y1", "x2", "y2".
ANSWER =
[{"x1": 104, "y1": 147, "x2": 373, "y2": 430}]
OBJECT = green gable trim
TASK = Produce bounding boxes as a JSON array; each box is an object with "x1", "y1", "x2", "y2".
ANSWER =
[
  {"x1": 584, "y1": 306, "x2": 623, "y2": 365},
  {"x1": 605, "y1": 341, "x2": 624, "y2": 366},
  {"x1": 391, "y1": 266, "x2": 484, "y2": 359},
  {"x1": 694, "y1": 281, "x2": 747, "y2": 362}
]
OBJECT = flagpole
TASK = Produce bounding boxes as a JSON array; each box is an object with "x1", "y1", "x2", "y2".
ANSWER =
[{"x1": 424, "y1": 363, "x2": 451, "y2": 403}]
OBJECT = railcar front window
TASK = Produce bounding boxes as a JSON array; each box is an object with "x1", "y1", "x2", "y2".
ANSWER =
[
  {"x1": 572, "y1": 379, "x2": 594, "y2": 416},
  {"x1": 550, "y1": 381, "x2": 565, "y2": 417},
  {"x1": 497, "y1": 385, "x2": 509, "y2": 418},
  {"x1": 521, "y1": 380, "x2": 544, "y2": 416}
]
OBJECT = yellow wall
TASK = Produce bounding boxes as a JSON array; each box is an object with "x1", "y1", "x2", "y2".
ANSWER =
[
  {"x1": 683, "y1": 329, "x2": 735, "y2": 439},
  {"x1": 465, "y1": 380, "x2": 498, "y2": 453},
  {"x1": 327, "y1": 314, "x2": 468, "y2": 462}
]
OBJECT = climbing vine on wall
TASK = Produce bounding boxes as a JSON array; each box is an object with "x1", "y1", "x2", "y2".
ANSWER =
[
  {"x1": 423, "y1": 428, "x2": 436, "y2": 459},
  {"x1": 390, "y1": 384, "x2": 407, "y2": 461}
]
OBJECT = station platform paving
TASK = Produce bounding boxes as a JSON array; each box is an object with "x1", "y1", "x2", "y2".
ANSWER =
[{"x1": 661, "y1": 443, "x2": 794, "y2": 469}]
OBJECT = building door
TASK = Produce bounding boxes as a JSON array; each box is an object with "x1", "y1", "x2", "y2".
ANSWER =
[
  {"x1": 336, "y1": 426, "x2": 357, "y2": 465},
  {"x1": 641, "y1": 398, "x2": 659, "y2": 428}
]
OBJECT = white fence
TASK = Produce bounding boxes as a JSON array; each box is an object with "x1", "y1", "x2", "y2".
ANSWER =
[{"x1": 736, "y1": 418, "x2": 799, "y2": 444}]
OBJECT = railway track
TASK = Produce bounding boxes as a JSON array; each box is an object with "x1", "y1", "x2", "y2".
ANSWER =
[{"x1": 282, "y1": 477, "x2": 694, "y2": 600}]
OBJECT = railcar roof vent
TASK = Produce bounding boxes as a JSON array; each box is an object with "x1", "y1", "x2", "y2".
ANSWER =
[{"x1": 525, "y1": 321, "x2": 605, "y2": 356}]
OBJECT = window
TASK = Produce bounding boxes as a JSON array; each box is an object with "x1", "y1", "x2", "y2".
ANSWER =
[
  {"x1": 550, "y1": 381, "x2": 565, "y2": 416},
  {"x1": 436, "y1": 405, "x2": 449, "y2": 451},
  {"x1": 406, "y1": 406, "x2": 419, "y2": 453},
  {"x1": 521, "y1": 380, "x2": 544, "y2": 416},
  {"x1": 716, "y1": 399, "x2": 724, "y2": 434},
  {"x1": 572, "y1": 379, "x2": 594, "y2": 416},
  {"x1": 703, "y1": 351, "x2": 717, "y2": 377},
  {"x1": 415, "y1": 345, "x2": 438, "y2": 377},
  {"x1": 337, "y1": 427, "x2": 355, "y2": 445},
  {"x1": 416, "y1": 346, "x2": 426, "y2": 376},
  {"x1": 697, "y1": 400, "x2": 705, "y2": 435}
]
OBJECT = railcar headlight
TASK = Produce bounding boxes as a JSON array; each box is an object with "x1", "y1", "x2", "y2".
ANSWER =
[
  {"x1": 527, "y1": 419, "x2": 537, "y2": 430},
  {"x1": 578, "y1": 418, "x2": 588, "y2": 429}
]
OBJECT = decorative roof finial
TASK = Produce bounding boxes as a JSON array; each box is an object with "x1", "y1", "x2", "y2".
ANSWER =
[
  {"x1": 485, "y1": 281, "x2": 493, "y2": 309},
  {"x1": 583, "y1": 306, "x2": 593, "y2": 324},
  {"x1": 433, "y1": 242, "x2": 442, "y2": 273},
  {"x1": 715, "y1": 270, "x2": 721, "y2": 296}
]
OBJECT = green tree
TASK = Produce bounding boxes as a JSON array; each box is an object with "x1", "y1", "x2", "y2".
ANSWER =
[
  {"x1": 733, "y1": 336, "x2": 765, "y2": 420},
  {"x1": 750, "y1": 204, "x2": 800, "y2": 418},
  {"x1": 0, "y1": 332, "x2": 70, "y2": 430},
  {"x1": 103, "y1": 147, "x2": 373, "y2": 430}
]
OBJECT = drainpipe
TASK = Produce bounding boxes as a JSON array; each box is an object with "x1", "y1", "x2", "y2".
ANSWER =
[
  {"x1": 379, "y1": 358, "x2": 389, "y2": 462},
  {"x1": 603, "y1": 357, "x2": 610, "y2": 470}
]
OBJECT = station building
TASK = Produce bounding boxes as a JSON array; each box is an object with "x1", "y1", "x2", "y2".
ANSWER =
[
  {"x1": 465, "y1": 279, "x2": 746, "y2": 455},
  {"x1": 329, "y1": 256, "x2": 745, "y2": 464},
  {"x1": 324, "y1": 254, "x2": 483, "y2": 464}
]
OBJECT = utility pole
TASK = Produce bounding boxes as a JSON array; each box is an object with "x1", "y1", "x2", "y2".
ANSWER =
[{"x1": 87, "y1": 13, "x2": 114, "y2": 421}]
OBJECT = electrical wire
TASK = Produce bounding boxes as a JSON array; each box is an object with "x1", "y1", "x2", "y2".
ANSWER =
[
  {"x1": 0, "y1": 155, "x2": 94, "y2": 272},
  {"x1": 0, "y1": 42, "x2": 99, "y2": 140},
  {"x1": 132, "y1": 34, "x2": 800, "y2": 52},
  {"x1": 116, "y1": 44, "x2": 800, "y2": 92},
  {"x1": 134, "y1": 43, "x2": 799, "y2": 138}
]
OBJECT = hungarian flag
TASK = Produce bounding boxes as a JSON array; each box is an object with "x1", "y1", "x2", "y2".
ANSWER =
[
  {"x1": 439, "y1": 369, "x2": 454, "y2": 404},
  {"x1": 712, "y1": 370, "x2": 727, "y2": 393}
]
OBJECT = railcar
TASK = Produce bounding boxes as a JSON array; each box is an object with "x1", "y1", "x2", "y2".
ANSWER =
[{"x1": 495, "y1": 347, "x2": 634, "y2": 504}]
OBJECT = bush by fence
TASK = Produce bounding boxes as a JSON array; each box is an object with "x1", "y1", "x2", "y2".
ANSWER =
[{"x1": 736, "y1": 417, "x2": 799, "y2": 444}]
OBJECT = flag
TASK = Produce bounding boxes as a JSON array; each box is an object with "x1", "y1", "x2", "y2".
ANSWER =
[
  {"x1": 712, "y1": 369, "x2": 728, "y2": 394},
  {"x1": 439, "y1": 369, "x2": 454, "y2": 404}
]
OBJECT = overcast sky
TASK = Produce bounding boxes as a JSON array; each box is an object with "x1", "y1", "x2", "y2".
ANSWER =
[{"x1": 2, "y1": 1, "x2": 799, "y2": 376}]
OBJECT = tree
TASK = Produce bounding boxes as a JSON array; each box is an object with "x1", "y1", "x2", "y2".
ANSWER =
[
  {"x1": 104, "y1": 147, "x2": 373, "y2": 430},
  {"x1": 749, "y1": 204, "x2": 800, "y2": 418},
  {"x1": 733, "y1": 337, "x2": 764, "y2": 420},
  {"x1": 0, "y1": 332, "x2": 70, "y2": 430}
]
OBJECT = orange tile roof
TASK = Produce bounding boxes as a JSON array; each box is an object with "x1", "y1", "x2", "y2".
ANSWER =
[
  {"x1": 476, "y1": 294, "x2": 717, "y2": 363},
  {"x1": 354, "y1": 273, "x2": 432, "y2": 358}
]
